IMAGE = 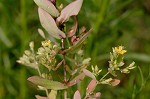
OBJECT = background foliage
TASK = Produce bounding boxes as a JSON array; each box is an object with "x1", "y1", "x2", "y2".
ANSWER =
[{"x1": 0, "y1": 0, "x2": 150, "y2": 99}]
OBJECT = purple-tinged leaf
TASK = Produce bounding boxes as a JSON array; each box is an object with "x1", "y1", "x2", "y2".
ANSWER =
[
  {"x1": 110, "y1": 79, "x2": 120, "y2": 86},
  {"x1": 57, "y1": 0, "x2": 83, "y2": 24},
  {"x1": 73, "y1": 90, "x2": 81, "y2": 99},
  {"x1": 71, "y1": 36, "x2": 79, "y2": 45},
  {"x1": 38, "y1": 8, "x2": 66, "y2": 39},
  {"x1": 34, "y1": 0, "x2": 59, "y2": 17},
  {"x1": 95, "y1": 92, "x2": 101, "y2": 99},
  {"x1": 28, "y1": 76, "x2": 68, "y2": 90},
  {"x1": 83, "y1": 69, "x2": 96, "y2": 80},
  {"x1": 49, "y1": 0, "x2": 56, "y2": 6},
  {"x1": 35, "y1": 95, "x2": 48, "y2": 99},
  {"x1": 67, "y1": 16, "x2": 78, "y2": 37},
  {"x1": 38, "y1": 28, "x2": 46, "y2": 39},
  {"x1": 61, "y1": 29, "x2": 92, "y2": 54},
  {"x1": 86, "y1": 80, "x2": 97, "y2": 95},
  {"x1": 73, "y1": 29, "x2": 92, "y2": 46},
  {"x1": 68, "y1": 73, "x2": 85, "y2": 86},
  {"x1": 80, "y1": 26, "x2": 86, "y2": 33}
]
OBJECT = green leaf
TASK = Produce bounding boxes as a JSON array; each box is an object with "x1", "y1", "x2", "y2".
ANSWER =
[
  {"x1": 126, "y1": 53, "x2": 150, "y2": 63},
  {"x1": 57, "y1": 0, "x2": 83, "y2": 24},
  {"x1": 34, "y1": 0, "x2": 59, "y2": 17},
  {"x1": 38, "y1": 8, "x2": 66, "y2": 39},
  {"x1": 0, "y1": 27, "x2": 13, "y2": 48},
  {"x1": 28, "y1": 76, "x2": 68, "y2": 90},
  {"x1": 61, "y1": 29, "x2": 92, "y2": 54}
]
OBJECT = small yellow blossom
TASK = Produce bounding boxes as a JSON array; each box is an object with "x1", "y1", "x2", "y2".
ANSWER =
[
  {"x1": 114, "y1": 46, "x2": 127, "y2": 55},
  {"x1": 42, "y1": 40, "x2": 51, "y2": 47}
]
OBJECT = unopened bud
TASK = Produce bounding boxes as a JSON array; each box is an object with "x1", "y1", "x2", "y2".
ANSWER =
[
  {"x1": 49, "y1": 0, "x2": 56, "y2": 6},
  {"x1": 29, "y1": 41, "x2": 34, "y2": 50}
]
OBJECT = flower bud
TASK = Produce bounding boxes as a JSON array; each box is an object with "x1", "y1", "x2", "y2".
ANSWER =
[
  {"x1": 49, "y1": 0, "x2": 56, "y2": 6},
  {"x1": 29, "y1": 41, "x2": 34, "y2": 51}
]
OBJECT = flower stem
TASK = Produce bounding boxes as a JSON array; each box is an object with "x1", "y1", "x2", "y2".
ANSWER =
[
  {"x1": 37, "y1": 65, "x2": 49, "y2": 97},
  {"x1": 100, "y1": 72, "x2": 109, "y2": 81},
  {"x1": 37, "y1": 66, "x2": 42, "y2": 76},
  {"x1": 64, "y1": 90, "x2": 67, "y2": 99}
]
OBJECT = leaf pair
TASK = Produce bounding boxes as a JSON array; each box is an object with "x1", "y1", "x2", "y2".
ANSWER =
[
  {"x1": 57, "y1": 0, "x2": 83, "y2": 24},
  {"x1": 34, "y1": 0, "x2": 83, "y2": 39},
  {"x1": 27, "y1": 69, "x2": 94, "y2": 90}
]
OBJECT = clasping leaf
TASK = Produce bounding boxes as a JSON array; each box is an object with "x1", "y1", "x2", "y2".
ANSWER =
[
  {"x1": 57, "y1": 0, "x2": 83, "y2": 24},
  {"x1": 38, "y1": 8, "x2": 66, "y2": 39}
]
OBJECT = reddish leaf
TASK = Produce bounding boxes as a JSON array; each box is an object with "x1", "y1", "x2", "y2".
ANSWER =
[
  {"x1": 95, "y1": 92, "x2": 101, "y2": 99},
  {"x1": 68, "y1": 73, "x2": 85, "y2": 86},
  {"x1": 34, "y1": 0, "x2": 59, "y2": 17},
  {"x1": 57, "y1": 0, "x2": 83, "y2": 24},
  {"x1": 110, "y1": 79, "x2": 120, "y2": 86},
  {"x1": 35, "y1": 95, "x2": 48, "y2": 99},
  {"x1": 83, "y1": 69, "x2": 96, "y2": 80},
  {"x1": 86, "y1": 80, "x2": 97, "y2": 95},
  {"x1": 80, "y1": 26, "x2": 86, "y2": 33},
  {"x1": 71, "y1": 36, "x2": 79, "y2": 45},
  {"x1": 73, "y1": 90, "x2": 81, "y2": 99},
  {"x1": 67, "y1": 17, "x2": 78, "y2": 37},
  {"x1": 61, "y1": 29, "x2": 92, "y2": 54},
  {"x1": 28, "y1": 76, "x2": 68, "y2": 90},
  {"x1": 49, "y1": 0, "x2": 56, "y2": 6},
  {"x1": 74, "y1": 29, "x2": 92, "y2": 46},
  {"x1": 38, "y1": 8, "x2": 66, "y2": 39}
]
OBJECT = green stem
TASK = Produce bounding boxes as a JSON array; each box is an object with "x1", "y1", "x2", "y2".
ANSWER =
[
  {"x1": 64, "y1": 90, "x2": 67, "y2": 99},
  {"x1": 63, "y1": 54, "x2": 67, "y2": 99},
  {"x1": 100, "y1": 72, "x2": 109, "y2": 81},
  {"x1": 37, "y1": 66, "x2": 49, "y2": 97},
  {"x1": 37, "y1": 66, "x2": 42, "y2": 76},
  {"x1": 66, "y1": 38, "x2": 71, "y2": 47}
]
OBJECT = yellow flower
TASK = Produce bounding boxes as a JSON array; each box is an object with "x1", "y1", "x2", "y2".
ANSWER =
[
  {"x1": 114, "y1": 46, "x2": 127, "y2": 55},
  {"x1": 42, "y1": 40, "x2": 51, "y2": 47}
]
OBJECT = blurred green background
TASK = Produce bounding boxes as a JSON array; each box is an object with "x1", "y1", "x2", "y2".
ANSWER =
[{"x1": 0, "y1": 0, "x2": 150, "y2": 99}]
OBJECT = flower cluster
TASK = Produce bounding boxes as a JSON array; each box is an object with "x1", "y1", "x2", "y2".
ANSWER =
[
  {"x1": 108, "y1": 46, "x2": 136, "y2": 76},
  {"x1": 17, "y1": 42, "x2": 38, "y2": 69},
  {"x1": 37, "y1": 40, "x2": 60, "y2": 71},
  {"x1": 17, "y1": 40, "x2": 60, "y2": 71}
]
